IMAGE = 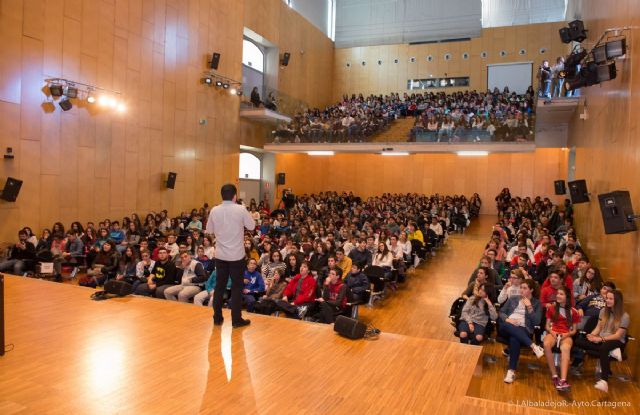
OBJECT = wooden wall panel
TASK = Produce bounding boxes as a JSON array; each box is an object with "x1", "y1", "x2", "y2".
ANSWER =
[
  {"x1": 333, "y1": 22, "x2": 569, "y2": 99},
  {"x1": 275, "y1": 149, "x2": 567, "y2": 214},
  {"x1": 0, "y1": 0, "x2": 250, "y2": 241},
  {"x1": 243, "y1": 0, "x2": 335, "y2": 109},
  {"x1": 567, "y1": 0, "x2": 640, "y2": 379}
]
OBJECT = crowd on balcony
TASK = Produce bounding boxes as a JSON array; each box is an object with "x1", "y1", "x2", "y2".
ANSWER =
[{"x1": 407, "y1": 87, "x2": 536, "y2": 142}]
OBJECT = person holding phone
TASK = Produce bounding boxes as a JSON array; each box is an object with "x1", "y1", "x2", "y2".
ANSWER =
[{"x1": 0, "y1": 230, "x2": 36, "y2": 275}]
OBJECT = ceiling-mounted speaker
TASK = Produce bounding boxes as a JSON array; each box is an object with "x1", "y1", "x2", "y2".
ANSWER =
[
  {"x1": 559, "y1": 27, "x2": 572, "y2": 43},
  {"x1": 569, "y1": 20, "x2": 587, "y2": 43}
]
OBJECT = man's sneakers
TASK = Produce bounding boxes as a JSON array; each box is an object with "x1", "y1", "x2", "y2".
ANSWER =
[
  {"x1": 531, "y1": 343, "x2": 545, "y2": 359},
  {"x1": 503, "y1": 370, "x2": 516, "y2": 384},
  {"x1": 297, "y1": 305, "x2": 308, "y2": 320},
  {"x1": 595, "y1": 379, "x2": 609, "y2": 393},
  {"x1": 232, "y1": 319, "x2": 251, "y2": 328},
  {"x1": 609, "y1": 348, "x2": 623, "y2": 362}
]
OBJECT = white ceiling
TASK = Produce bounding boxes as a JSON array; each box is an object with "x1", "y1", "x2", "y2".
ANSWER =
[
  {"x1": 333, "y1": 0, "x2": 568, "y2": 48},
  {"x1": 481, "y1": 0, "x2": 567, "y2": 28}
]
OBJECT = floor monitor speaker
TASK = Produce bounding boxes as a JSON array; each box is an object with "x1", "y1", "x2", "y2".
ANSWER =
[{"x1": 334, "y1": 315, "x2": 366, "y2": 340}]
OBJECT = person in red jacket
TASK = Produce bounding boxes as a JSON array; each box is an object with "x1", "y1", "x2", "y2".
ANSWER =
[
  {"x1": 276, "y1": 262, "x2": 317, "y2": 319},
  {"x1": 540, "y1": 271, "x2": 574, "y2": 308},
  {"x1": 313, "y1": 268, "x2": 347, "y2": 324}
]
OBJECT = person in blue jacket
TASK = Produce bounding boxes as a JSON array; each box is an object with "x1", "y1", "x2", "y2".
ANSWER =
[{"x1": 241, "y1": 259, "x2": 265, "y2": 312}]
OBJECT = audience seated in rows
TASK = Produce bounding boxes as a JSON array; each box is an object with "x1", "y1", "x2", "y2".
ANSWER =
[
  {"x1": 408, "y1": 87, "x2": 536, "y2": 142},
  {"x1": 451, "y1": 188, "x2": 631, "y2": 394},
  {"x1": 1, "y1": 192, "x2": 478, "y2": 328},
  {"x1": 272, "y1": 93, "x2": 405, "y2": 143}
]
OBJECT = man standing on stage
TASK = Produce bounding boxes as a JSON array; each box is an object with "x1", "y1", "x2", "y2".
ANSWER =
[{"x1": 206, "y1": 184, "x2": 255, "y2": 328}]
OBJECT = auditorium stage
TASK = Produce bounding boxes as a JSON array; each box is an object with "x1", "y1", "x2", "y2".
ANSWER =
[{"x1": 0, "y1": 276, "x2": 489, "y2": 415}]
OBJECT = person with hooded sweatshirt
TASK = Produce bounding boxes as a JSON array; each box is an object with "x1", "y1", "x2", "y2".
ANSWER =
[
  {"x1": 314, "y1": 268, "x2": 347, "y2": 324},
  {"x1": 344, "y1": 262, "x2": 369, "y2": 303}
]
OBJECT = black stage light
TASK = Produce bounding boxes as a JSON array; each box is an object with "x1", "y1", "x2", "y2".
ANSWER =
[
  {"x1": 49, "y1": 84, "x2": 63, "y2": 97},
  {"x1": 59, "y1": 97, "x2": 73, "y2": 111},
  {"x1": 222, "y1": 83, "x2": 229, "y2": 89},
  {"x1": 203, "y1": 77, "x2": 212, "y2": 85},
  {"x1": 597, "y1": 62, "x2": 617, "y2": 82},
  {"x1": 215, "y1": 80, "x2": 223, "y2": 88},
  {"x1": 605, "y1": 39, "x2": 626, "y2": 59},
  {"x1": 592, "y1": 44, "x2": 607, "y2": 64},
  {"x1": 64, "y1": 85, "x2": 78, "y2": 98}
]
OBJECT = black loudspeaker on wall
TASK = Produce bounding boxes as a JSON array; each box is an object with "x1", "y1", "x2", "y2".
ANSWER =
[
  {"x1": 0, "y1": 177, "x2": 23, "y2": 202},
  {"x1": 554, "y1": 180, "x2": 566, "y2": 195},
  {"x1": 568, "y1": 179, "x2": 590, "y2": 204},
  {"x1": 210, "y1": 52, "x2": 220, "y2": 70},
  {"x1": 598, "y1": 191, "x2": 638, "y2": 234},
  {"x1": 277, "y1": 172, "x2": 286, "y2": 185},
  {"x1": 166, "y1": 172, "x2": 177, "y2": 189},
  {"x1": 281, "y1": 52, "x2": 290, "y2": 66},
  {"x1": 334, "y1": 315, "x2": 367, "y2": 340}
]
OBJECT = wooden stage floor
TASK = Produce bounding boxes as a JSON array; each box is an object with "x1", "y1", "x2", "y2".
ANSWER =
[
  {"x1": 1, "y1": 215, "x2": 638, "y2": 414},
  {"x1": 0, "y1": 276, "x2": 482, "y2": 415}
]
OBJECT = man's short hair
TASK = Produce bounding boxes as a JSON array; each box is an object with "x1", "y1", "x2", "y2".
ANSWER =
[
  {"x1": 221, "y1": 183, "x2": 237, "y2": 201},
  {"x1": 18, "y1": 230, "x2": 28, "y2": 236},
  {"x1": 157, "y1": 247, "x2": 168, "y2": 253}
]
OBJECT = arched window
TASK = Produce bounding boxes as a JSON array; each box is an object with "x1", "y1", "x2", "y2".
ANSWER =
[
  {"x1": 242, "y1": 40, "x2": 264, "y2": 73},
  {"x1": 239, "y1": 153, "x2": 261, "y2": 179}
]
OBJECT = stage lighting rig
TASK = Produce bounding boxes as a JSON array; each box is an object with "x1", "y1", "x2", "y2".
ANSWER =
[{"x1": 45, "y1": 78, "x2": 125, "y2": 113}]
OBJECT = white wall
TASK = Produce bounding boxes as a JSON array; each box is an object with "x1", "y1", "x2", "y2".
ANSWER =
[{"x1": 290, "y1": 0, "x2": 331, "y2": 38}]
